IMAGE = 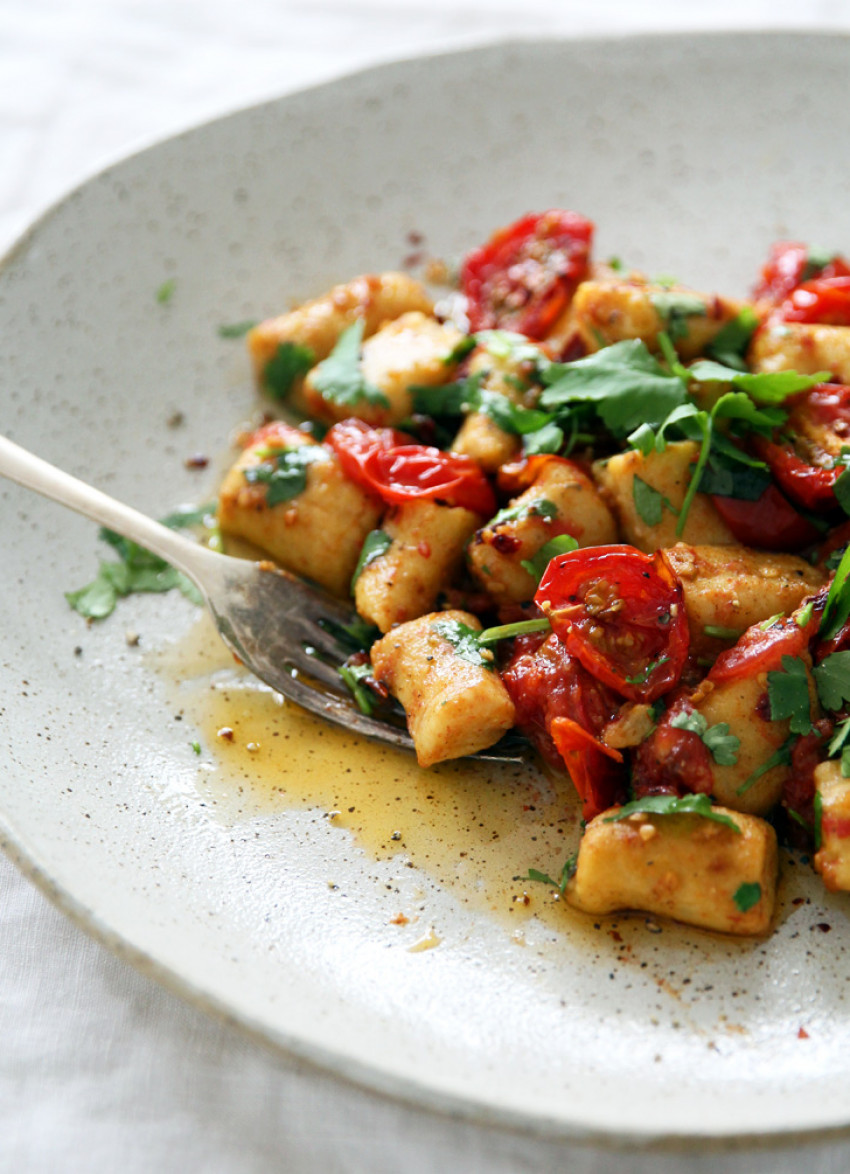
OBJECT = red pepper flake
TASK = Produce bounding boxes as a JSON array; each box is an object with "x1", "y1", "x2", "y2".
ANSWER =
[
  {"x1": 185, "y1": 453, "x2": 209, "y2": 469},
  {"x1": 417, "y1": 541, "x2": 432, "y2": 558},
  {"x1": 798, "y1": 1026, "x2": 810, "y2": 1039}
]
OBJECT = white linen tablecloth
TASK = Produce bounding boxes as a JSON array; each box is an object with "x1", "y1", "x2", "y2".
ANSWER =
[{"x1": 5, "y1": 2, "x2": 850, "y2": 1169}]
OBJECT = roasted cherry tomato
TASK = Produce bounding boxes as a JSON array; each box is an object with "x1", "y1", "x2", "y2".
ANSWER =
[
  {"x1": 631, "y1": 699, "x2": 715, "y2": 800},
  {"x1": 326, "y1": 419, "x2": 496, "y2": 515},
  {"x1": 751, "y1": 440, "x2": 839, "y2": 513},
  {"x1": 753, "y1": 241, "x2": 850, "y2": 305},
  {"x1": 549, "y1": 717, "x2": 624, "y2": 822},
  {"x1": 779, "y1": 276, "x2": 850, "y2": 325},
  {"x1": 502, "y1": 631, "x2": 625, "y2": 819},
  {"x1": 711, "y1": 481, "x2": 824, "y2": 549},
  {"x1": 534, "y1": 545, "x2": 689, "y2": 703},
  {"x1": 709, "y1": 611, "x2": 816, "y2": 685},
  {"x1": 460, "y1": 210, "x2": 593, "y2": 339}
]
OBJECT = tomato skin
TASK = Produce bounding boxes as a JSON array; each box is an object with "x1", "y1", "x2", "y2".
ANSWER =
[
  {"x1": 326, "y1": 419, "x2": 496, "y2": 515},
  {"x1": 710, "y1": 481, "x2": 824, "y2": 549},
  {"x1": 631, "y1": 698, "x2": 715, "y2": 800},
  {"x1": 753, "y1": 241, "x2": 850, "y2": 304},
  {"x1": 709, "y1": 612, "x2": 815, "y2": 685},
  {"x1": 534, "y1": 545, "x2": 689, "y2": 703},
  {"x1": 325, "y1": 418, "x2": 411, "y2": 486},
  {"x1": 461, "y1": 210, "x2": 593, "y2": 339},
  {"x1": 549, "y1": 718, "x2": 624, "y2": 822},
  {"x1": 501, "y1": 632, "x2": 626, "y2": 819},
  {"x1": 779, "y1": 276, "x2": 850, "y2": 325},
  {"x1": 753, "y1": 440, "x2": 839, "y2": 513}
]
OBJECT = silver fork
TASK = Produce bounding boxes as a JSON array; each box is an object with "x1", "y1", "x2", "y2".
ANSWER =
[{"x1": 0, "y1": 435, "x2": 524, "y2": 763}]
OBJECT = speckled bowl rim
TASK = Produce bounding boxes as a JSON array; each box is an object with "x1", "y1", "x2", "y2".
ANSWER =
[{"x1": 3, "y1": 29, "x2": 850, "y2": 1149}]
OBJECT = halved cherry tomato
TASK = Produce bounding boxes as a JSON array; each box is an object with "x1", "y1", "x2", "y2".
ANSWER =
[
  {"x1": 631, "y1": 699, "x2": 715, "y2": 800},
  {"x1": 711, "y1": 480, "x2": 824, "y2": 549},
  {"x1": 799, "y1": 382, "x2": 850, "y2": 434},
  {"x1": 709, "y1": 612, "x2": 815, "y2": 685},
  {"x1": 753, "y1": 241, "x2": 850, "y2": 305},
  {"x1": 751, "y1": 440, "x2": 839, "y2": 513},
  {"x1": 501, "y1": 631, "x2": 625, "y2": 819},
  {"x1": 779, "y1": 276, "x2": 850, "y2": 325},
  {"x1": 461, "y1": 210, "x2": 593, "y2": 339},
  {"x1": 534, "y1": 545, "x2": 689, "y2": 703},
  {"x1": 549, "y1": 717, "x2": 624, "y2": 822},
  {"x1": 326, "y1": 419, "x2": 496, "y2": 515},
  {"x1": 325, "y1": 418, "x2": 411, "y2": 485}
]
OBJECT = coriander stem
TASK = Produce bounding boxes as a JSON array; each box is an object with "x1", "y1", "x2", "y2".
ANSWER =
[{"x1": 478, "y1": 617, "x2": 552, "y2": 644}]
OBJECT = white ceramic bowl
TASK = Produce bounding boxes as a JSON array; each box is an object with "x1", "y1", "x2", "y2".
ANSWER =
[{"x1": 2, "y1": 32, "x2": 850, "y2": 1144}]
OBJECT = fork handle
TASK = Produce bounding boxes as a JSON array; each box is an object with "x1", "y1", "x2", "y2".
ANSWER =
[{"x1": 0, "y1": 433, "x2": 216, "y2": 585}]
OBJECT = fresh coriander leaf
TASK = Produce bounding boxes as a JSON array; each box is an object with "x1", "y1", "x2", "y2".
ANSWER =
[
  {"x1": 767, "y1": 655, "x2": 812, "y2": 734},
  {"x1": 432, "y1": 618, "x2": 494, "y2": 670},
  {"x1": 820, "y1": 543, "x2": 850, "y2": 641},
  {"x1": 310, "y1": 319, "x2": 389, "y2": 408},
  {"x1": 696, "y1": 451, "x2": 773, "y2": 501},
  {"x1": 521, "y1": 535, "x2": 579, "y2": 582},
  {"x1": 813, "y1": 650, "x2": 850, "y2": 712},
  {"x1": 65, "y1": 564, "x2": 124, "y2": 619},
  {"x1": 604, "y1": 793, "x2": 741, "y2": 834},
  {"x1": 607, "y1": 256, "x2": 623, "y2": 271},
  {"x1": 317, "y1": 615, "x2": 379, "y2": 653},
  {"x1": 705, "y1": 307, "x2": 759, "y2": 370},
  {"x1": 539, "y1": 340, "x2": 689, "y2": 437},
  {"x1": 650, "y1": 291, "x2": 707, "y2": 341},
  {"x1": 515, "y1": 867, "x2": 559, "y2": 887},
  {"x1": 263, "y1": 341, "x2": 316, "y2": 400},
  {"x1": 829, "y1": 716, "x2": 850, "y2": 759},
  {"x1": 410, "y1": 374, "x2": 478, "y2": 418},
  {"x1": 156, "y1": 278, "x2": 176, "y2": 304},
  {"x1": 478, "y1": 617, "x2": 552, "y2": 644},
  {"x1": 191, "y1": 741, "x2": 201, "y2": 755},
  {"x1": 726, "y1": 368, "x2": 831, "y2": 404},
  {"x1": 523, "y1": 420, "x2": 564, "y2": 455},
  {"x1": 633, "y1": 475, "x2": 663, "y2": 526},
  {"x1": 843, "y1": 749, "x2": 850, "y2": 778},
  {"x1": 702, "y1": 722, "x2": 741, "y2": 766},
  {"x1": 632, "y1": 475, "x2": 679, "y2": 526},
  {"x1": 736, "y1": 737, "x2": 795, "y2": 796},
  {"x1": 733, "y1": 881, "x2": 762, "y2": 913},
  {"x1": 514, "y1": 853, "x2": 577, "y2": 894},
  {"x1": 476, "y1": 389, "x2": 553, "y2": 436},
  {"x1": 339, "y1": 662, "x2": 377, "y2": 715},
  {"x1": 444, "y1": 335, "x2": 476, "y2": 364},
  {"x1": 351, "y1": 529, "x2": 392, "y2": 590},
  {"x1": 217, "y1": 320, "x2": 258, "y2": 339},
  {"x1": 670, "y1": 709, "x2": 740, "y2": 765},
  {"x1": 243, "y1": 445, "x2": 328, "y2": 506},
  {"x1": 489, "y1": 497, "x2": 558, "y2": 527},
  {"x1": 157, "y1": 501, "x2": 218, "y2": 530},
  {"x1": 834, "y1": 466, "x2": 850, "y2": 516}
]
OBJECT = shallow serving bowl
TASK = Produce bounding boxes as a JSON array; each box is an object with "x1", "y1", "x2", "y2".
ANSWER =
[{"x1": 3, "y1": 31, "x2": 850, "y2": 1145}]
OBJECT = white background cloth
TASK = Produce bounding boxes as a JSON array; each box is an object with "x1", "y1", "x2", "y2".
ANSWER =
[{"x1": 5, "y1": 2, "x2": 850, "y2": 1170}]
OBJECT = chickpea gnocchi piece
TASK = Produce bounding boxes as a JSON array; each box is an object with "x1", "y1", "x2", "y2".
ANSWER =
[
  {"x1": 566, "y1": 805, "x2": 778, "y2": 936},
  {"x1": 370, "y1": 610, "x2": 516, "y2": 766}
]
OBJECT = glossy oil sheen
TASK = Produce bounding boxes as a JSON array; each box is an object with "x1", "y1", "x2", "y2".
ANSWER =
[{"x1": 2, "y1": 33, "x2": 850, "y2": 1142}]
